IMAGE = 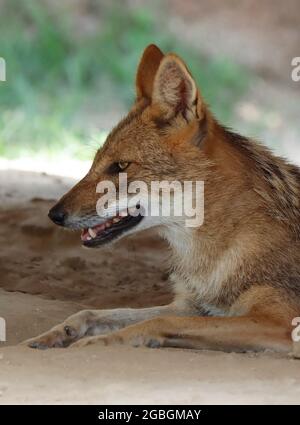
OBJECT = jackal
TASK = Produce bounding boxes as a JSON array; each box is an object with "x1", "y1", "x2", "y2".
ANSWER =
[{"x1": 27, "y1": 45, "x2": 300, "y2": 353}]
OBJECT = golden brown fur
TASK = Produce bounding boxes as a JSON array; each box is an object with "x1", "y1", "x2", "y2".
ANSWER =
[{"x1": 26, "y1": 45, "x2": 300, "y2": 354}]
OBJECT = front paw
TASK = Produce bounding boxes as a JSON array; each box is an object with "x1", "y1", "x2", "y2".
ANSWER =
[
  {"x1": 23, "y1": 324, "x2": 80, "y2": 349},
  {"x1": 70, "y1": 333, "x2": 164, "y2": 349}
]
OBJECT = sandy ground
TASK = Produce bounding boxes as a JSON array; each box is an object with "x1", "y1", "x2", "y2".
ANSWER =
[{"x1": 0, "y1": 169, "x2": 299, "y2": 405}]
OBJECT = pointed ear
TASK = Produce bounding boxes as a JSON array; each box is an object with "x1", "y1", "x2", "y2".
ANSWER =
[
  {"x1": 136, "y1": 44, "x2": 164, "y2": 101},
  {"x1": 152, "y1": 54, "x2": 203, "y2": 122}
]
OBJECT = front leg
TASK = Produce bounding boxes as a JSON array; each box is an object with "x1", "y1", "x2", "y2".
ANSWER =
[
  {"x1": 25, "y1": 302, "x2": 194, "y2": 349},
  {"x1": 72, "y1": 314, "x2": 292, "y2": 353}
]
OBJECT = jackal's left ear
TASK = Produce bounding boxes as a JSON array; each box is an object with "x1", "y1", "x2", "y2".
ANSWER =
[
  {"x1": 152, "y1": 54, "x2": 203, "y2": 122},
  {"x1": 136, "y1": 44, "x2": 164, "y2": 101}
]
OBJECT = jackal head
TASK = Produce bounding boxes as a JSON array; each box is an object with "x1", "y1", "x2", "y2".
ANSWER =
[{"x1": 48, "y1": 44, "x2": 212, "y2": 247}]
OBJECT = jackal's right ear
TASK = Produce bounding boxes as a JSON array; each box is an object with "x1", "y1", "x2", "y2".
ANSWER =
[
  {"x1": 152, "y1": 53, "x2": 204, "y2": 123},
  {"x1": 136, "y1": 44, "x2": 164, "y2": 101}
]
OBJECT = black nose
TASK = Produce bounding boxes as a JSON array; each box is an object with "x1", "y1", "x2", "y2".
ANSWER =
[{"x1": 48, "y1": 205, "x2": 67, "y2": 226}]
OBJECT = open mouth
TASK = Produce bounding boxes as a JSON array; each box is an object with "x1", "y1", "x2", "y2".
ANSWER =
[{"x1": 80, "y1": 208, "x2": 144, "y2": 247}]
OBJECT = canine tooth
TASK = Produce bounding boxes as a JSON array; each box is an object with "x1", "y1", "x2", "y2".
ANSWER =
[
  {"x1": 113, "y1": 217, "x2": 121, "y2": 223},
  {"x1": 88, "y1": 228, "x2": 97, "y2": 238},
  {"x1": 128, "y1": 207, "x2": 137, "y2": 215},
  {"x1": 86, "y1": 236, "x2": 92, "y2": 241}
]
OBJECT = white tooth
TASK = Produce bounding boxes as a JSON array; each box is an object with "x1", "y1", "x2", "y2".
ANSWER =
[
  {"x1": 128, "y1": 207, "x2": 136, "y2": 215},
  {"x1": 106, "y1": 221, "x2": 112, "y2": 228},
  {"x1": 113, "y1": 217, "x2": 121, "y2": 223},
  {"x1": 88, "y1": 228, "x2": 97, "y2": 238},
  {"x1": 119, "y1": 210, "x2": 128, "y2": 217},
  {"x1": 86, "y1": 236, "x2": 92, "y2": 241}
]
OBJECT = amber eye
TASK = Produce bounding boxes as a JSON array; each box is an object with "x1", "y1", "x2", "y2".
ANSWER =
[
  {"x1": 106, "y1": 161, "x2": 130, "y2": 175},
  {"x1": 118, "y1": 161, "x2": 129, "y2": 171}
]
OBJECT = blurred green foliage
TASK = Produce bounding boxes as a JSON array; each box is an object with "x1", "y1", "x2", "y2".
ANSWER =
[{"x1": 0, "y1": 0, "x2": 250, "y2": 159}]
